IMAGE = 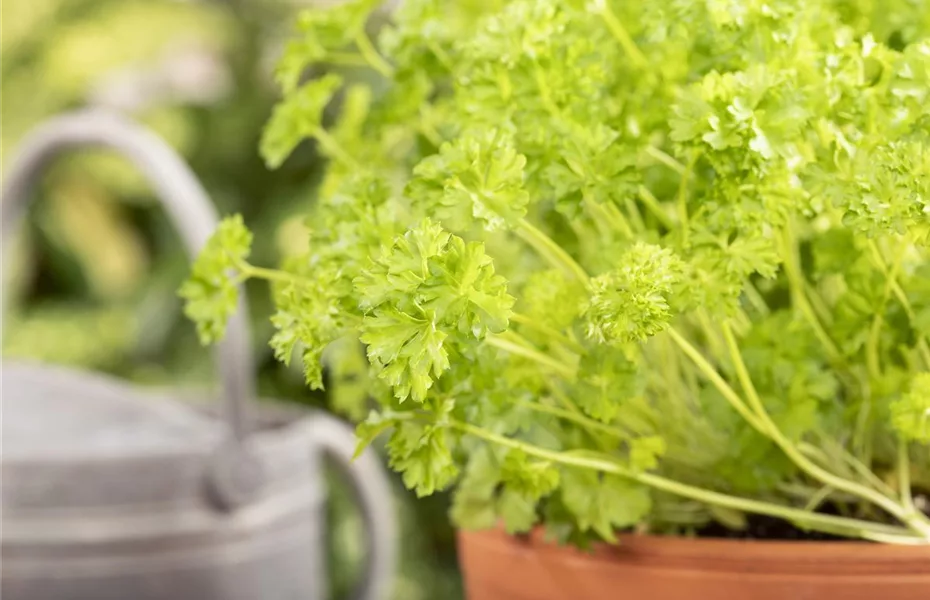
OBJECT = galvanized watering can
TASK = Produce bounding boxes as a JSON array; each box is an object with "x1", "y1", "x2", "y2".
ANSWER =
[{"x1": 0, "y1": 110, "x2": 397, "y2": 600}]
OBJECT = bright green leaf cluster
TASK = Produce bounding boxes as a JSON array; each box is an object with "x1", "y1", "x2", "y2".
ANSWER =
[
  {"x1": 891, "y1": 373, "x2": 930, "y2": 443},
  {"x1": 178, "y1": 215, "x2": 251, "y2": 344},
  {"x1": 356, "y1": 218, "x2": 514, "y2": 402},
  {"x1": 183, "y1": 0, "x2": 930, "y2": 546},
  {"x1": 407, "y1": 130, "x2": 530, "y2": 232},
  {"x1": 583, "y1": 243, "x2": 684, "y2": 345}
]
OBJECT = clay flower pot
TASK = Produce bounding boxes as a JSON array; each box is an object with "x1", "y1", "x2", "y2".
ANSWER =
[{"x1": 457, "y1": 527, "x2": 930, "y2": 600}]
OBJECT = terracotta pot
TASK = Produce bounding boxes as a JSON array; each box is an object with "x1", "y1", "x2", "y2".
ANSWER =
[{"x1": 457, "y1": 526, "x2": 930, "y2": 600}]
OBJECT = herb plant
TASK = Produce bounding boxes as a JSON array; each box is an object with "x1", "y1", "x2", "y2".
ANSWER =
[{"x1": 182, "y1": 0, "x2": 930, "y2": 545}]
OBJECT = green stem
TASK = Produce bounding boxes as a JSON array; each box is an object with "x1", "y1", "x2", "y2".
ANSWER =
[
  {"x1": 511, "y1": 313, "x2": 585, "y2": 353},
  {"x1": 803, "y1": 485, "x2": 836, "y2": 513},
  {"x1": 325, "y1": 52, "x2": 370, "y2": 68},
  {"x1": 623, "y1": 197, "x2": 646, "y2": 233},
  {"x1": 515, "y1": 219, "x2": 590, "y2": 285},
  {"x1": 719, "y1": 322, "x2": 930, "y2": 538},
  {"x1": 427, "y1": 41, "x2": 454, "y2": 71},
  {"x1": 584, "y1": 197, "x2": 633, "y2": 239},
  {"x1": 636, "y1": 185, "x2": 675, "y2": 229},
  {"x1": 533, "y1": 63, "x2": 564, "y2": 120},
  {"x1": 312, "y1": 127, "x2": 363, "y2": 171},
  {"x1": 644, "y1": 146, "x2": 686, "y2": 175},
  {"x1": 677, "y1": 154, "x2": 697, "y2": 242},
  {"x1": 802, "y1": 440, "x2": 897, "y2": 497},
  {"x1": 595, "y1": 0, "x2": 647, "y2": 68},
  {"x1": 666, "y1": 327, "x2": 768, "y2": 434},
  {"x1": 237, "y1": 262, "x2": 313, "y2": 287},
  {"x1": 486, "y1": 333, "x2": 575, "y2": 379},
  {"x1": 899, "y1": 439, "x2": 916, "y2": 514},
  {"x1": 780, "y1": 227, "x2": 843, "y2": 364},
  {"x1": 451, "y1": 421, "x2": 923, "y2": 543},
  {"x1": 867, "y1": 239, "x2": 930, "y2": 369},
  {"x1": 743, "y1": 281, "x2": 771, "y2": 316},
  {"x1": 518, "y1": 399, "x2": 627, "y2": 444},
  {"x1": 353, "y1": 31, "x2": 394, "y2": 78}
]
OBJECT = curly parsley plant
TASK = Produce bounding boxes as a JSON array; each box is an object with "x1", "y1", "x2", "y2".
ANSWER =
[{"x1": 182, "y1": 0, "x2": 930, "y2": 545}]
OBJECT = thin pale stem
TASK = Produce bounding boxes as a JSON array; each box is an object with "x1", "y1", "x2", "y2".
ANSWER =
[
  {"x1": 595, "y1": 0, "x2": 647, "y2": 67},
  {"x1": 353, "y1": 31, "x2": 394, "y2": 78},
  {"x1": 780, "y1": 228, "x2": 843, "y2": 364},
  {"x1": 719, "y1": 322, "x2": 930, "y2": 538},
  {"x1": 585, "y1": 197, "x2": 633, "y2": 238},
  {"x1": 237, "y1": 262, "x2": 313, "y2": 287},
  {"x1": 644, "y1": 146, "x2": 686, "y2": 175},
  {"x1": 666, "y1": 327, "x2": 768, "y2": 434},
  {"x1": 486, "y1": 333, "x2": 576, "y2": 379},
  {"x1": 899, "y1": 439, "x2": 916, "y2": 514},
  {"x1": 677, "y1": 154, "x2": 697, "y2": 243},
  {"x1": 515, "y1": 219, "x2": 590, "y2": 285},
  {"x1": 451, "y1": 421, "x2": 923, "y2": 543},
  {"x1": 312, "y1": 128, "x2": 363, "y2": 171},
  {"x1": 511, "y1": 313, "x2": 585, "y2": 353},
  {"x1": 636, "y1": 185, "x2": 675, "y2": 229}
]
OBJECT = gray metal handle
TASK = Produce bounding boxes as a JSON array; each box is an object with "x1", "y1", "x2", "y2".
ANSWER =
[
  {"x1": 0, "y1": 109, "x2": 255, "y2": 448},
  {"x1": 305, "y1": 413, "x2": 396, "y2": 600}
]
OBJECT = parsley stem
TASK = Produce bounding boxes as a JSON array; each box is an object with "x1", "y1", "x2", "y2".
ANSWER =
[
  {"x1": 353, "y1": 31, "x2": 394, "y2": 78},
  {"x1": 780, "y1": 227, "x2": 843, "y2": 364},
  {"x1": 236, "y1": 261, "x2": 314, "y2": 287},
  {"x1": 312, "y1": 127, "x2": 364, "y2": 171},
  {"x1": 867, "y1": 239, "x2": 930, "y2": 369},
  {"x1": 636, "y1": 185, "x2": 675, "y2": 230},
  {"x1": 676, "y1": 153, "x2": 697, "y2": 241},
  {"x1": 742, "y1": 281, "x2": 770, "y2": 316},
  {"x1": 719, "y1": 322, "x2": 930, "y2": 538},
  {"x1": 666, "y1": 327, "x2": 767, "y2": 434},
  {"x1": 518, "y1": 399, "x2": 627, "y2": 440},
  {"x1": 595, "y1": 0, "x2": 647, "y2": 68},
  {"x1": 486, "y1": 333, "x2": 575, "y2": 379},
  {"x1": 898, "y1": 439, "x2": 916, "y2": 514},
  {"x1": 584, "y1": 197, "x2": 633, "y2": 238},
  {"x1": 325, "y1": 52, "x2": 371, "y2": 68},
  {"x1": 802, "y1": 441, "x2": 897, "y2": 497},
  {"x1": 515, "y1": 219, "x2": 590, "y2": 285},
  {"x1": 510, "y1": 312, "x2": 585, "y2": 353},
  {"x1": 450, "y1": 421, "x2": 923, "y2": 543},
  {"x1": 644, "y1": 146, "x2": 686, "y2": 175},
  {"x1": 623, "y1": 197, "x2": 646, "y2": 233}
]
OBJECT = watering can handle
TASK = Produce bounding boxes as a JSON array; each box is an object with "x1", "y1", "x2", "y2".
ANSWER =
[
  {"x1": 1, "y1": 109, "x2": 256, "y2": 493},
  {"x1": 306, "y1": 413, "x2": 396, "y2": 600}
]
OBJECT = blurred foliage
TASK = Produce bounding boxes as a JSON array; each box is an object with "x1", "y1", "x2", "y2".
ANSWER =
[{"x1": 1, "y1": 0, "x2": 460, "y2": 598}]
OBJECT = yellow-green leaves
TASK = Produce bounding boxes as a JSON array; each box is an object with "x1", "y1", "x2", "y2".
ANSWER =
[
  {"x1": 179, "y1": 215, "x2": 251, "y2": 344},
  {"x1": 406, "y1": 129, "x2": 529, "y2": 232},
  {"x1": 560, "y1": 469, "x2": 651, "y2": 543},
  {"x1": 356, "y1": 218, "x2": 514, "y2": 402},
  {"x1": 388, "y1": 420, "x2": 459, "y2": 497},
  {"x1": 451, "y1": 446, "x2": 560, "y2": 534},
  {"x1": 583, "y1": 243, "x2": 684, "y2": 345},
  {"x1": 891, "y1": 373, "x2": 930, "y2": 443},
  {"x1": 275, "y1": 0, "x2": 382, "y2": 92},
  {"x1": 183, "y1": 0, "x2": 930, "y2": 546},
  {"x1": 260, "y1": 73, "x2": 343, "y2": 169}
]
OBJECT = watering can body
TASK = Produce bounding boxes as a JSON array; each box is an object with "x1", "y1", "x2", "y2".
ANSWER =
[{"x1": 0, "y1": 111, "x2": 396, "y2": 600}]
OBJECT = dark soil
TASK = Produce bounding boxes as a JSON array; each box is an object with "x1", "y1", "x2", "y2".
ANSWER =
[{"x1": 696, "y1": 514, "x2": 847, "y2": 541}]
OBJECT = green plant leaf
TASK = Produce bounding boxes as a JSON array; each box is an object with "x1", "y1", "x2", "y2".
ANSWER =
[{"x1": 179, "y1": 215, "x2": 251, "y2": 345}]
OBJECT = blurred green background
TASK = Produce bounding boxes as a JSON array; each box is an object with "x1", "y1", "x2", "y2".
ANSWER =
[{"x1": 1, "y1": 1, "x2": 461, "y2": 598}]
